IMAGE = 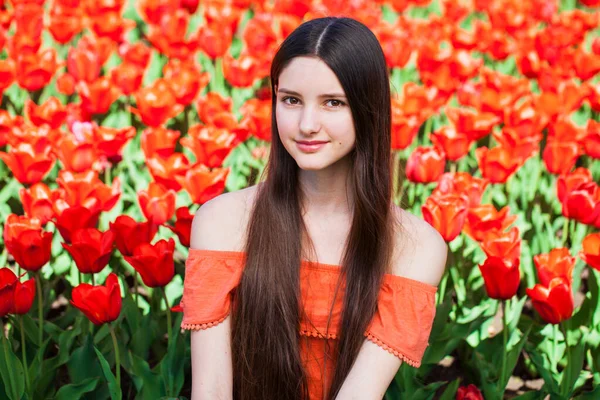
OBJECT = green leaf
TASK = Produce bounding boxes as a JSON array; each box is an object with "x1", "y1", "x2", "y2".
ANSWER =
[
  {"x1": 525, "y1": 346, "x2": 560, "y2": 394},
  {"x1": 559, "y1": 340, "x2": 585, "y2": 397},
  {"x1": 129, "y1": 351, "x2": 165, "y2": 400},
  {"x1": 54, "y1": 377, "x2": 99, "y2": 400},
  {"x1": 0, "y1": 337, "x2": 25, "y2": 400},
  {"x1": 409, "y1": 381, "x2": 447, "y2": 400},
  {"x1": 159, "y1": 326, "x2": 186, "y2": 397},
  {"x1": 0, "y1": 336, "x2": 26, "y2": 400},
  {"x1": 93, "y1": 346, "x2": 122, "y2": 400},
  {"x1": 511, "y1": 391, "x2": 546, "y2": 400},
  {"x1": 574, "y1": 385, "x2": 600, "y2": 399},
  {"x1": 438, "y1": 378, "x2": 460, "y2": 400},
  {"x1": 500, "y1": 326, "x2": 531, "y2": 390}
]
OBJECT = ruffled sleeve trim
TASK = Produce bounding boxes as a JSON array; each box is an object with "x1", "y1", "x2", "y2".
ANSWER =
[
  {"x1": 181, "y1": 313, "x2": 229, "y2": 331},
  {"x1": 364, "y1": 332, "x2": 422, "y2": 367}
]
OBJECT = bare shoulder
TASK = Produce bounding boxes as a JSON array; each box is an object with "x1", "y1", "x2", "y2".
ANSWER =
[
  {"x1": 389, "y1": 205, "x2": 448, "y2": 287},
  {"x1": 189, "y1": 183, "x2": 261, "y2": 251}
]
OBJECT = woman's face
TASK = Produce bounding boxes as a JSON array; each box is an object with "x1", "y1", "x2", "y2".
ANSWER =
[{"x1": 275, "y1": 56, "x2": 356, "y2": 171}]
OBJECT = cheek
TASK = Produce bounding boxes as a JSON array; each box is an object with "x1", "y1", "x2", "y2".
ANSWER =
[
  {"x1": 275, "y1": 107, "x2": 297, "y2": 138},
  {"x1": 325, "y1": 113, "x2": 355, "y2": 146}
]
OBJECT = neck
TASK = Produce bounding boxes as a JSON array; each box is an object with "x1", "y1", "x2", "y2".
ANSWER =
[{"x1": 298, "y1": 156, "x2": 354, "y2": 218}]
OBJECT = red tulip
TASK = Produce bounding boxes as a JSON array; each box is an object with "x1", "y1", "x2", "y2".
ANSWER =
[
  {"x1": 54, "y1": 135, "x2": 98, "y2": 172},
  {"x1": 138, "y1": 182, "x2": 177, "y2": 225},
  {"x1": 0, "y1": 268, "x2": 19, "y2": 317},
  {"x1": 10, "y1": 277, "x2": 36, "y2": 315},
  {"x1": 445, "y1": 107, "x2": 500, "y2": 141},
  {"x1": 406, "y1": 146, "x2": 446, "y2": 183},
  {"x1": 163, "y1": 59, "x2": 209, "y2": 106},
  {"x1": 475, "y1": 146, "x2": 521, "y2": 183},
  {"x1": 526, "y1": 277, "x2": 574, "y2": 325},
  {"x1": 110, "y1": 61, "x2": 144, "y2": 95},
  {"x1": 131, "y1": 78, "x2": 183, "y2": 128},
  {"x1": 169, "y1": 207, "x2": 193, "y2": 247},
  {"x1": 25, "y1": 97, "x2": 67, "y2": 129},
  {"x1": 54, "y1": 206, "x2": 100, "y2": 244},
  {"x1": 124, "y1": 238, "x2": 175, "y2": 288},
  {"x1": 180, "y1": 124, "x2": 237, "y2": 168},
  {"x1": 140, "y1": 127, "x2": 181, "y2": 159},
  {"x1": 15, "y1": 48, "x2": 58, "y2": 91},
  {"x1": 239, "y1": 98, "x2": 271, "y2": 142},
  {"x1": 109, "y1": 215, "x2": 158, "y2": 257},
  {"x1": 19, "y1": 183, "x2": 56, "y2": 225},
  {"x1": 196, "y1": 92, "x2": 233, "y2": 125},
  {"x1": 70, "y1": 273, "x2": 122, "y2": 325},
  {"x1": 3, "y1": 214, "x2": 52, "y2": 272},
  {"x1": 222, "y1": 52, "x2": 260, "y2": 88},
  {"x1": 77, "y1": 77, "x2": 122, "y2": 116},
  {"x1": 463, "y1": 205, "x2": 517, "y2": 242},
  {"x1": 556, "y1": 167, "x2": 593, "y2": 203},
  {"x1": 430, "y1": 126, "x2": 472, "y2": 161},
  {"x1": 534, "y1": 248, "x2": 576, "y2": 286},
  {"x1": 146, "y1": 153, "x2": 190, "y2": 191},
  {"x1": 55, "y1": 170, "x2": 121, "y2": 215},
  {"x1": 456, "y1": 384, "x2": 484, "y2": 400},
  {"x1": 432, "y1": 172, "x2": 489, "y2": 208},
  {"x1": 93, "y1": 126, "x2": 137, "y2": 164},
  {"x1": 62, "y1": 228, "x2": 115, "y2": 274},
  {"x1": 175, "y1": 164, "x2": 229, "y2": 205},
  {"x1": 542, "y1": 140, "x2": 580, "y2": 175},
  {"x1": 480, "y1": 226, "x2": 521, "y2": 262},
  {"x1": 0, "y1": 141, "x2": 55, "y2": 185},
  {"x1": 560, "y1": 181, "x2": 600, "y2": 225},
  {"x1": 581, "y1": 233, "x2": 600, "y2": 272},
  {"x1": 421, "y1": 193, "x2": 469, "y2": 242},
  {"x1": 479, "y1": 256, "x2": 520, "y2": 300}
]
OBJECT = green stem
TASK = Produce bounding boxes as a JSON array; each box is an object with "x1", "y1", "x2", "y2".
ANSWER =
[
  {"x1": 36, "y1": 272, "x2": 43, "y2": 347},
  {"x1": 553, "y1": 324, "x2": 560, "y2": 372},
  {"x1": 0, "y1": 320, "x2": 18, "y2": 400},
  {"x1": 91, "y1": 274, "x2": 95, "y2": 286},
  {"x1": 560, "y1": 323, "x2": 570, "y2": 373},
  {"x1": 134, "y1": 271, "x2": 139, "y2": 307},
  {"x1": 104, "y1": 164, "x2": 112, "y2": 186},
  {"x1": 562, "y1": 217, "x2": 570, "y2": 247},
  {"x1": 161, "y1": 287, "x2": 172, "y2": 345},
  {"x1": 19, "y1": 316, "x2": 30, "y2": 393},
  {"x1": 499, "y1": 300, "x2": 509, "y2": 393},
  {"x1": 109, "y1": 324, "x2": 121, "y2": 392}
]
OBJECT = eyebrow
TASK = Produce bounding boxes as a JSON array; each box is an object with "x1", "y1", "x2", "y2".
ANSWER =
[{"x1": 277, "y1": 88, "x2": 347, "y2": 98}]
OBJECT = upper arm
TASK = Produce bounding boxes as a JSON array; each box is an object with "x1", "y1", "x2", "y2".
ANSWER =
[
  {"x1": 188, "y1": 191, "x2": 250, "y2": 400},
  {"x1": 335, "y1": 212, "x2": 447, "y2": 400}
]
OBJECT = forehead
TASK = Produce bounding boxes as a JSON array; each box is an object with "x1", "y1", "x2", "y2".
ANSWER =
[{"x1": 277, "y1": 56, "x2": 345, "y2": 95}]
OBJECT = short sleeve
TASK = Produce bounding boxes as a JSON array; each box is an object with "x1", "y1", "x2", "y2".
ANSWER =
[
  {"x1": 364, "y1": 277, "x2": 437, "y2": 367},
  {"x1": 180, "y1": 249, "x2": 244, "y2": 330}
]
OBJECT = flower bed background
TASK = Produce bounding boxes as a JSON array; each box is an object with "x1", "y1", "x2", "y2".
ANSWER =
[{"x1": 1, "y1": 0, "x2": 600, "y2": 399}]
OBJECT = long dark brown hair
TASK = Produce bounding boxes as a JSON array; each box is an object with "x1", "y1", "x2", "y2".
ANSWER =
[{"x1": 231, "y1": 16, "x2": 397, "y2": 400}]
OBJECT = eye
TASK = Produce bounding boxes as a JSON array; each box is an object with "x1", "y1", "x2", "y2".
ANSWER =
[
  {"x1": 326, "y1": 99, "x2": 345, "y2": 108},
  {"x1": 281, "y1": 96, "x2": 300, "y2": 105}
]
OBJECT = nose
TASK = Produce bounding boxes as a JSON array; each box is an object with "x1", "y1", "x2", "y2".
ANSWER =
[{"x1": 299, "y1": 106, "x2": 320, "y2": 135}]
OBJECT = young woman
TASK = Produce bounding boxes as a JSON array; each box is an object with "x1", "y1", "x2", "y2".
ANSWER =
[{"x1": 180, "y1": 16, "x2": 447, "y2": 400}]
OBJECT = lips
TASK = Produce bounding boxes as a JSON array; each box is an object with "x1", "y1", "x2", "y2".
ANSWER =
[{"x1": 296, "y1": 140, "x2": 329, "y2": 145}]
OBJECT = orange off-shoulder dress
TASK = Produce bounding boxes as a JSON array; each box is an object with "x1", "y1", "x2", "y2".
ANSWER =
[{"x1": 180, "y1": 249, "x2": 437, "y2": 400}]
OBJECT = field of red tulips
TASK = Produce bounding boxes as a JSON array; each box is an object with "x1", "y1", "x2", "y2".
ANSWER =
[{"x1": 1, "y1": 0, "x2": 600, "y2": 399}]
